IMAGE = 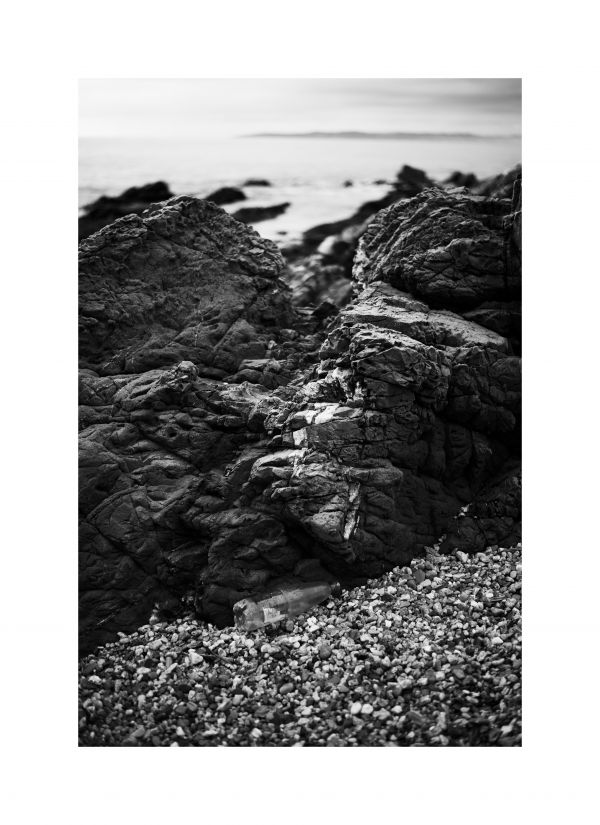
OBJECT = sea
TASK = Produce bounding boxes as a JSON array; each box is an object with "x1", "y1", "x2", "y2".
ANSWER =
[{"x1": 79, "y1": 135, "x2": 521, "y2": 242}]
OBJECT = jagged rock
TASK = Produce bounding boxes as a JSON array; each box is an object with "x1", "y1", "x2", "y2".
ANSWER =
[
  {"x1": 354, "y1": 188, "x2": 521, "y2": 313},
  {"x1": 205, "y1": 186, "x2": 247, "y2": 205},
  {"x1": 232, "y1": 202, "x2": 291, "y2": 224},
  {"x1": 284, "y1": 256, "x2": 353, "y2": 308},
  {"x1": 440, "y1": 462, "x2": 521, "y2": 553},
  {"x1": 79, "y1": 196, "x2": 294, "y2": 377},
  {"x1": 78, "y1": 181, "x2": 174, "y2": 241},
  {"x1": 233, "y1": 280, "x2": 519, "y2": 584},
  {"x1": 78, "y1": 196, "x2": 330, "y2": 651},
  {"x1": 79, "y1": 185, "x2": 521, "y2": 652},
  {"x1": 476, "y1": 164, "x2": 522, "y2": 199},
  {"x1": 463, "y1": 301, "x2": 522, "y2": 352}
]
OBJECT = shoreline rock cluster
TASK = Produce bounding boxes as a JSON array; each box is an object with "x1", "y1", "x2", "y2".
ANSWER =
[
  {"x1": 79, "y1": 178, "x2": 282, "y2": 241},
  {"x1": 79, "y1": 543, "x2": 521, "y2": 747},
  {"x1": 79, "y1": 164, "x2": 521, "y2": 657}
]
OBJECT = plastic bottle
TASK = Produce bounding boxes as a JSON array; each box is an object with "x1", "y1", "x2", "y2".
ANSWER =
[{"x1": 233, "y1": 581, "x2": 341, "y2": 631}]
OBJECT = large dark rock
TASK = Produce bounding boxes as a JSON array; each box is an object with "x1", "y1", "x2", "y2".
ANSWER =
[
  {"x1": 232, "y1": 281, "x2": 519, "y2": 587},
  {"x1": 232, "y1": 202, "x2": 290, "y2": 224},
  {"x1": 79, "y1": 197, "x2": 327, "y2": 651},
  {"x1": 205, "y1": 186, "x2": 247, "y2": 205},
  {"x1": 445, "y1": 171, "x2": 479, "y2": 188},
  {"x1": 79, "y1": 184, "x2": 521, "y2": 653},
  {"x1": 440, "y1": 462, "x2": 521, "y2": 554},
  {"x1": 354, "y1": 187, "x2": 521, "y2": 313},
  {"x1": 475, "y1": 164, "x2": 522, "y2": 199},
  {"x1": 79, "y1": 181, "x2": 174, "y2": 241},
  {"x1": 79, "y1": 196, "x2": 294, "y2": 377}
]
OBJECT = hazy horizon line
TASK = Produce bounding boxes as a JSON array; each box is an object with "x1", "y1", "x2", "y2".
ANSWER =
[
  {"x1": 79, "y1": 130, "x2": 522, "y2": 141},
  {"x1": 243, "y1": 130, "x2": 521, "y2": 140}
]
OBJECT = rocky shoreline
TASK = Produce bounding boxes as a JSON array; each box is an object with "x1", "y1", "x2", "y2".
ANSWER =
[
  {"x1": 78, "y1": 160, "x2": 521, "y2": 745},
  {"x1": 79, "y1": 542, "x2": 521, "y2": 747}
]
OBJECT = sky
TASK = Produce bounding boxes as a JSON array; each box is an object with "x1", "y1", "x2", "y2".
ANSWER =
[{"x1": 79, "y1": 78, "x2": 521, "y2": 139}]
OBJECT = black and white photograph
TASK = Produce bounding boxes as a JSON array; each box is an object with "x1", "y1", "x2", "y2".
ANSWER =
[
  {"x1": 5, "y1": 0, "x2": 599, "y2": 819},
  {"x1": 78, "y1": 78, "x2": 522, "y2": 747}
]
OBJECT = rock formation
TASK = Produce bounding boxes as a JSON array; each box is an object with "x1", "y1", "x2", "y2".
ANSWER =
[
  {"x1": 232, "y1": 202, "x2": 290, "y2": 224},
  {"x1": 445, "y1": 171, "x2": 479, "y2": 188},
  {"x1": 79, "y1": 174, "x2": 521, "y2": 653},
  {"x1": 79, "y1": 181, "x2": 174, "y2": 241},
  {"x1": 205, "y1": 186, "x2": 247, "y2": 206}
]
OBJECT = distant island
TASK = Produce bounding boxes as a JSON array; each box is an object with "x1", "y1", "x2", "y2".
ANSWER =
[{"x1": 242, "y1": 131, "x2": 520, "y2": 140}]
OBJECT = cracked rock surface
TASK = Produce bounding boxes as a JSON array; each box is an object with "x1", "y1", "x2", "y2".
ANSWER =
[{"x1": 79, "y1": 177, "x2": 521, "y2": 655}]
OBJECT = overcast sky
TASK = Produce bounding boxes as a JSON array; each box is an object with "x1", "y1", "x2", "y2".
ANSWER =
[{"x1": 79, "y1": 79, "x2": 521, "y2": 139}]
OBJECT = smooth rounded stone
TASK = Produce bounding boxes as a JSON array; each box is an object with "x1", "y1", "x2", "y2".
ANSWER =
[
  {"x1": 318, "y1": 643, "x2": 333, "y2": 660},
  {"x1": 350, "y1": 702, "x2": 362, "y2": 715}
]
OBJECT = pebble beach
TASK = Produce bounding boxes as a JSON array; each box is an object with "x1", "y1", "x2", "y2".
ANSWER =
[{"x1": 79, "y1": 544, "x2": 522, "y2": 747}]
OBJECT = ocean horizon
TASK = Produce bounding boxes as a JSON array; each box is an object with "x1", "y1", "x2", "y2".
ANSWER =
[{"x1": 79, "y1": 134, "x2": 521, "y2": 239}]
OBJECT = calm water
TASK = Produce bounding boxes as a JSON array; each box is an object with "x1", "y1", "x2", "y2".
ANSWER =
[{"x1": 79, "y1": 135, "x2": 521, "y2": 240}]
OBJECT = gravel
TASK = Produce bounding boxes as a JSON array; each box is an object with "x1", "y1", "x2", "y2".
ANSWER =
[{"x1": 79, "y1": 544, "x2": 522, "y2": 747}]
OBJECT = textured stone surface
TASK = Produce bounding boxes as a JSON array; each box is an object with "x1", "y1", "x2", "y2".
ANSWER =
[
  {"x1": 354, "y1": 188, "x2": 521, "y2": 312},
  {"x1": 79, "y1": 184, "x2": 521, "y2": 653},
  {"x1": 232, "y1": 281, "x2": 519, "y2": 592},
  {"x1": 79, "y1": 196, "x2": 294, "y2": 377},
  {"x1": 79, "y1": 181, "x2": 174, "y2": 241},
  {"x1": 441, "y1": 463, "x2": 521, "y2": 554}
]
